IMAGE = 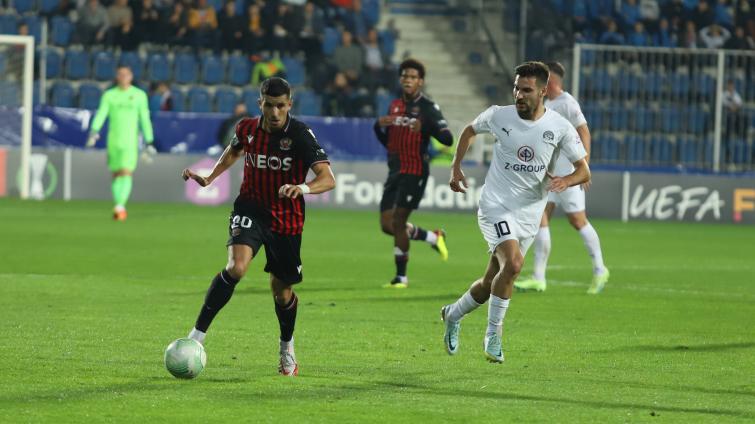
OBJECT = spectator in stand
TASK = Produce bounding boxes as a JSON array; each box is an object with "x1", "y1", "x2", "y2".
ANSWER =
[
  {"x1": 620, "y1": 0, "x2": 642, "y2": 32},
  {"x1": 219, "y1": 1, "x2": 246, "y2": 53},
  {"x1": 217, "y1": 102, "x2": 250, "y2": 148},
  {"x1": 245, "y1": 4, "x2": 266, "y2": 55},
  {"x1": 343, "y1": 0, "x2": 368, "y2": 42},
  {"x1": 322, "y1": 71, "x2": 355, "y2": 117},
  {"x1": 333, "y1": 30, "x2": 364, "y2": 83},
  {"x1": 690, "y1": 0, "x2": 715, "y2": 31},
  {"x1": 639, "y1": 0, "x2": 660, "y2": 31},
  {"x1": 724, "y1": 26, "x2": 754, "y2": 49},
  {"x1": 165, "y1": 1, "x2": 190, "y2": 46},
  {"x1": 76, "y1": 0, "x2": 109, "y2": 45},
  {"x1": 43, "y1": 0, "x2": 75, "y2": 18},
  {"x1": 571, "y1": 0, "x2": 590, "y2": 34},
  {"x1": 188, "y1": 0, "x2": 218, "y2": 50},
  {"x1": 654, "y1": 18, "x2": 677, "y2": 47},
  {"x1": 680, "y1": 20, "x2": 700, "y2": 48},
  {"x1": 722, "y1": 79, "x2": 744, "y2": 155},
  {"x1": 112, "y1": 16, "x2": 139, "y2": 51},
  {"x1": 700, "y1": 23, "x2": 731, "y2": 48},
  {"x1": 662, "y1": 0, "x2": 686, "y2": 25},
  {"x1": 598, "y1": 19, "x2": 625, "y2": 45},
  {"x1": 362, "y1": 28, "x2": 391, "y2": 92},
  {"x1": 134, "y1": 0, "x2": 161, "y2": 45},
  {"x1": 299, "y1": 1, "x2": 326, "y2": 67},
  {"x1": 107, "y1": 0, "x2": 133, "y2": 44},
  {"x1": 151, "y1": 82, "x2": 173, "y2": 111},
  {"x1": 713, "y1": 0, "x2": 734, "y2": 30},
  {"x1": 627, "y1": 21, "x2": 651, "y2": 46},
  {"x1": 733, "y1": 0, "x2": 755, "y2": 40}
]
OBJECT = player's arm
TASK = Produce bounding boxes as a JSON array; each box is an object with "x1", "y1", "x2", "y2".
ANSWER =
[
  {"x1": 449, "y1": 124, "x2": 476, "y2": 193},
  {"x1": 576, "y1": 124, "x2": 591, "y2": 162},
  {"x1": 86, "y1": 91, "x2": 110, "y2": 147},
  {"x1": 182, "y1": 142, "x2": 243, "y2": 187},
  {"x1": 279, "y1": 162, "x2": 335, "y2": 199},
  {"x1": 373, "y1": 117, "x2": 392, "y2": 147},
  {"x1": 548, "y1": 158, "x2": 590, "y2": 193},
  {"x1": 425, "y1": 103, "x2": 453, "y2": 146},
  {"x1": 138, "y1": 91, "x2": 155, "y2": 145}
]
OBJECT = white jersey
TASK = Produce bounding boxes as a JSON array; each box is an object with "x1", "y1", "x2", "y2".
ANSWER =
[
  {"x1": 472, "y1": 105, "x2": 586, "y2": 219},
  {"x1": 544, "y1": 91, "x2": 587, "y2": 177}
]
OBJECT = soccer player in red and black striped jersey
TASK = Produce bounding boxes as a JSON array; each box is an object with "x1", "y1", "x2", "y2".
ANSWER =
[
  {"x1": 180, "y1": 77, "x2": 335, "y2": 376},
  {"x1": 374, "y1": 59, "x2": 454, "y2": 288}
]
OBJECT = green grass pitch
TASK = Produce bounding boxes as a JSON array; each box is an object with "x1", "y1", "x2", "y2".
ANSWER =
[{"x1": 1, "y1": 199, "x2": 753, "y2": 422}]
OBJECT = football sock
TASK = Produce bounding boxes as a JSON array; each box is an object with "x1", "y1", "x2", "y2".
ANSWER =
[
  {"x1": 280, "y1": 338, "x2": 294, "y2": 354},
  {"x1": 408, "y1": 225, "x2": 438, "y2": 245},
  {"x1": 425, "y1": 230, "x2": 438, "y2": 245},
  {"x1": 195, "y1": 269, "x2": 240, "y2": 332},
  {"x1": 446, "y1": 290, "x2": 482, "y2": 322},
  {"x1": 275, "y1": 293, "x2": 298, "y2": 343},
  {"x1": 579, "y1": 223, "x2": 606, "y2": 274},
  {"x1": 532, "y1": 226, "x2": 551, "y2": 281},
  {"x1": 188, "y1": 328, "x2": 206, "y2": 344},
  {"x1": 112, "y1": 175, "x2": 133, "y2": 208},
  {"x1": 394, "y1": 247, "x2": 408, "y2": 277},
  {"x1": 486, "y1": 295, "x2": 510, "y2": 337}
]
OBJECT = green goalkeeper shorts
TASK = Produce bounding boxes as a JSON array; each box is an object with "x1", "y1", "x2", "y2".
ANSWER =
[{"x1": 107, "y1": 145, "x2": 138, "y2": 172}]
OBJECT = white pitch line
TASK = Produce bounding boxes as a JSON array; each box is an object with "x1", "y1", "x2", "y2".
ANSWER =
[{"x1": 547, "y1": 279, "x2": 755, "y2": 300}]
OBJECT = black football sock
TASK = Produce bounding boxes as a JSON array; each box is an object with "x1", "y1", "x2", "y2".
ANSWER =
[
  {"x1": 394, "y1": 249, "x2": 408, "y2": 277},
  {"x1": 275, "y1": 293, "x2": 298, "y2": 343},
  {"x1": 195, "y1": 269, "x2": 240, "y2": 332},
  {"x1": 409, "y1": 225, "x2": 428, "y2": 241}
]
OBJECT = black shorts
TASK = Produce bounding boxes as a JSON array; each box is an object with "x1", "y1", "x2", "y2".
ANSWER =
[
  {"x1": 380, "y1": 171, "x2": 429, "y2": 211},
  {"x1": 226, "y1": 201, "x2": 303, "y2": 285}
]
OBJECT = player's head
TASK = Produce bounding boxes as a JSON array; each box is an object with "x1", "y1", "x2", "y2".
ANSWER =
[
  {"x1": 259, "y1": 77, "x2": 292, "y2": 130},
  {"x1": 513, "y1": 61, "x2": 549, "y2": 120},
  {"x1": 545, "y1": 61, "x2": 565, "y2": 96},
  {"x1": 115, "y1": 66, "x2": 133, "y2": 88},
  {"x1": 399, "y1": 58, "x2": 425, "y2": 98}
]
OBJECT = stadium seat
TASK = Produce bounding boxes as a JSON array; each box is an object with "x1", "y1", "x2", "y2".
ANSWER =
[
  {"x1": 23, "y1": 16, "x2": 43, "y2": 44},
  {"x1": 242, "y1": 88, "x2": 261, "y2": 115},
  {"x1": 670, "y1": 74, "x2": 690, "y2": 98},
  {"x1": 78, "y1": 83, "x2": 102, "y2": 110},
  {"x1": 64, "y1": 50, "x2": 91, "y2": 80},
  {"x1": 602, "y1": 134, "x2": 621, "y2": 161},
  {"x1": 619, "y1": 72, "x2": 641, "y2": 97},
  {"x1": 215, "y1": 87, "x2": 239, "y2": 114},
  {"x1": 93, "y1": 51, "x2": 117, "y2": 81},
  {"x1": 228, "y1": 55, "x2": 251, "y2": 86},
  {"x1": 43, "y1": 48, "x2": 63, "y2": 79},
  {"x1": 50, "y1": 81, "x2": 75, "y2": 108},
  {"x1": 147, "y1": 52, "x2": 171, "y2": 82},
  {"x1": 148, "y1": 94, "x2": 162, "y2": 112},
  {"x1": 294, "y1": 90, "x2": 321, "y2": 116},
  {"x1": 651, "y1": 136, "x2": 673, "y2": 163},
  {"x1": 645, "y1": 71, "x2": 664, "y2": 99},
  {"x1": 0, "y1": 14, "x2": 18, "y2": 35},
  {"x1": 608, "y1": 106, "x2": 627, "y2": 131},
  {"x1": 660, "y1": 107, "x2": 680, "y2": 133},
  {"x1": 691, "y1": 73, "x2": 715, "y2": 100},
  {"x1": 728, "y1": 139, "x2": 750, "y2": 165},
  {"x1": 322, "y1": 27, "x2": 340, "y2": 56},
  {"x1": 187, "y1": 87, "x2": 211, "y2": 113},
  {"x1": 625, "y1": 135, "x2": 645, "y2": 163},
  {"x1": 13, "y1": 0, "x2": 35, "y2": 14},
  {"x1": 378, "y1": 29, "x2": 396, "y2": 58},
  {"x1": 119, "y1": 51, "x2": 143, "y2": 81},
  {"x1": 591, "y1": 69, "x2": 610, "y2": 96},
  {"x1": 170, "y1": 86, "x2": 185, "y2": 112},
  {"x1": 40, "y1": 0, "x2": 60, "y2": 13},
  {"x1": 678, "y1": 137, "x2": 699, "y2": 166},
  {"x1": 201, "y1": 55, "x2": 225, "y2": 85},
  {"x1": 0, "y1": 81, "x2": 21, "y2": 107},
  {"x1": 50, "y1": 16, "x2": 73, "y2": 47},
  {"x1": 281, "y1": 56, "x2": 304, "y2": 86},
  {"x1": 174, "y1": 53, "x2": 198, "y2": 84},
  {"x1": 362, "y1": 0, "x2": 380, "y2": 27},
  {"x1": 628, "y1": 106, "x2": 650, "y2": 132}
]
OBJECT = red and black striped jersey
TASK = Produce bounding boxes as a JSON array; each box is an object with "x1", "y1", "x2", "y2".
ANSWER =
[
  {"x1": 374, "y1": 93, "x2": 450, "y2": 175},
  {"x1": 230, "y1": 115, "x2": 329, "y2": 235}
]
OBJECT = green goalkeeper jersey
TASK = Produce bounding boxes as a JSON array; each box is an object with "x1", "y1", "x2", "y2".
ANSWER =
[{"x1": 90, "y1": 85, "x2": 154, "y2": 147}]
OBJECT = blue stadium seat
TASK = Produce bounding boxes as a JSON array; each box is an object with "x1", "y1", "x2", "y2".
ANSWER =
[
  {"x1": 228, "y1": 55, "x2": 251, "y2": 86},
  {"x1": 608, "y1": 106, "x2": 627, "y2": 131},
  {"x1": 170, "y1": 86, "x2": 185, "y2": 112},
  {"x1": 40, "y1": 0, "x2": 60, "y2": 13},
  {"x1": 580, "y1": 48, "x2": 595, "y2": 66},
  {"x1": 93, "y1": 51, "x2": 117, "y2": 81},
  {"x1": 0, "y1": 54, "x2": 5, "y2": 76},
  {"x1": 281, "y1": 56, "x2": 304, "y2": 86},
  {"x1": 23, "y1": 16, "x2": 42, "y2": 44},
  {"x1": 64, "y1": 50, "x2": 91, "y2": 80},
  {"x1": 51, "y1": 16, "x2": 73, "y2": 47},
  {"x1": 0, "y1": 81, "x2": 20, "y2": 107},
  {"x1": 692, "y1": 74, "x2": 715, "y2": 99},
  {"x1": 602, "y1": 134, "x2": 621, "y2": 161},
  {"x1": 678, "y1": 137, "x2": 699, "y2": 165},
  {"x1": 43, "y1": 48, "x2": 62, "y2": 79},
  {"x1": 78, "y1": 83, "x2": 102, "y2": 110},
  {"x1": 378, "y1": 29, "x2": 396, "y2": 58},
  {"x1": 363, "y1": 0, "x2": 380, "y2": 27},
  {"x1": 661, "y1": 107, "x2": 680, "y2": 133},
  {"x1": 651, "y1": 136, "x2": 673, "y2": 163},
  {"x1": 119, "y1": 51, "x2": 143, "y2": 81},
  {"x1": 242, "y1": 88, "x2": 261, "y2": 116},
  {"x1": 215, "y1": 87, "x2": 239, "y2": 114},
  {"x1": 187, "y1": 87, "x2": 211, "y2": 113},
  {"x1": 625, "y1": 135, "x2": 645, "y2": 163},
  {"x1": 619, "y1": 72, "x2": 640, "y2": 97},
  {"x1": 148, "y1": 94, "x2": 162, "y2": 112},
  {"x1": 0, "y1": 14, "x2": 18, "y2": 35},
  {"x1": 583, "y1": 105, "x2": 603, "y2": 130},
  {"x1": 628, "y1": 106, "x2": 650, "y2": 132},
  {"x1": 322, "y1": 27, "x2": 340, "y2": 55},
  {"x1": 147, "y1": 52, "x2": 171, "y2": 82},
  {"x1": 728, "y1": 139, "x2": 750, "y2": 165},
  {"x1": 591, "y1": 69, "x2": 610, "y2": 96},
  {"x1": 174, "y1": 53, "x2": 198, "y2": 84},
  {"x1": 201, "y1": 55, "x2": 225, "y2": 85},
  {"x1": 670, "y1": 74, "x2": 690, "y2": 98},
  {"x1": 294, "y1": 90, "x2": 321, "y2": 116},
  {"x1": 50, "y1": 81, "x2": 75, "y2": 108},
  {"x1": 13, "y1": 0, "x2": 35, "y2": 14},
  {"x1": 646, "y1": 71, "x2": 664, "y2": 99}
]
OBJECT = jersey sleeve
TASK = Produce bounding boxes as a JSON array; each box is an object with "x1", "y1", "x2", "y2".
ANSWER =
[
  {"x1": 138, "y1": 90, "x2": 154, "y2": 143},
  {"x1": 566, "y1": 99, "x2": 588, "y2": 128},
  {"x1": 423, "y1": 102, "x2": 453, "y2": 145},
  {"x1": 558, "y1": 124, "x2": 587, "y2": 163},
  {"x1": 299, "y1": 126, "x2": 329, "y2": 169},
  {"x1": 471, "y1": 105, "x2": 497, "y2": 135},
  {"x1": 90, "y1": 90, "x2": 111, "y2": 133},
  {"x1": 230, "y1": 118, "x2": 252, "y2": 150}
]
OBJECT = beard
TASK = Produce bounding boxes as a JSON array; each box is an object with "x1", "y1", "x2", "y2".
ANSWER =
[{"x1": 516, "y1": 102, "x2": 533, "y2": 119}]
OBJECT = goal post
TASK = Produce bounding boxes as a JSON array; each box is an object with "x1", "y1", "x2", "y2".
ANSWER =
[{"x1": 0, "y1": 34, "x2": 34, "y2": 199}]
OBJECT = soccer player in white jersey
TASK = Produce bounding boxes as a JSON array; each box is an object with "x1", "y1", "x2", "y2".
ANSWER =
[
  {"x1": 441, "y1": 62, "x2": 590, "y2": 363},
  {"x1": 515, "y1": 62, "x2": 609, "y2": 294}
]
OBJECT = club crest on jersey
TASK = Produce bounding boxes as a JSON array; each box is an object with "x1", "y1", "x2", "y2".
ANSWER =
[
  {"x1": 411, "y1": 106, "x2": 420, "y2": 115},
  {"x1": 543, "y1": 130, "x2": 555, "y2": 141},
  {"x1": 280, "y1": 137, "x2": 292, "y2": 151},
  {"x1": 247, "y1": 134, "x2": 254, "y2": 144},
  {"x1": 517, "y1": 146, "x2": 535, "y2": 162}
]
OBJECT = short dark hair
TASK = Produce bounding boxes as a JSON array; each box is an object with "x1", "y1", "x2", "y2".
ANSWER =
[
  {"x1": 260, "y1": 77, "x2": 291, "y2": 98},
  {"x1": 546, "y1": 61, "x2": 566, "y2": 79},
  {"x1": 399, "y1": 58, "x2": 425, "y2": 79},
  {"x1": 515, "y1": 61, "x2": 550, "y2": 87}
]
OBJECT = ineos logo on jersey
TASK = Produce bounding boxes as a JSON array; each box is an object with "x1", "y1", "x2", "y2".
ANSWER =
[
  {"x1": 246, "y1": 153, "x2": 293, "y2": 171},
  {"x1": 392, "y1": 116, "x2": 419, "y2": 127},
  {"x1": 517, "y1": 146, "x2": 535, "y2": 162}
]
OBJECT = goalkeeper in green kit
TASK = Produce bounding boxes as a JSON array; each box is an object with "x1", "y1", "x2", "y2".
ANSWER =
[{"x1": 86, "y1": 66, "x2": 155, "y2": 221}]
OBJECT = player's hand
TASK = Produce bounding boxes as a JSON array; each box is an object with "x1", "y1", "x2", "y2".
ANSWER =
[
  {"x1": 141, "y1": 144, "x2": 157, "y2": 164},
  {"x1": 378, "y1": 116, "x2": 394, "y2": 127},
  {"x1": 85, "y1": 133, "x2": 99, "y2": 148},
  {"x1": 278, "y1": 184, "x2": 303, "y2": 199},
  {"x1": 409, "y1": 118, "x2": 422, "y2": 132},
  {"x1": 449, "y1": 166, "x2": 468, "y2": 193},
  {"x1": 182, "y1": 168, "x2": 210, "y2": 187},
  {"x1": 547, "y1": 176, "x2": 569, "y2": 193}
]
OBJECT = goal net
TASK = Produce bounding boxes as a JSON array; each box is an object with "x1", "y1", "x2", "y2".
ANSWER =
[{"x1": 0, "y1": 35, "x2": 33, "y2": 198}]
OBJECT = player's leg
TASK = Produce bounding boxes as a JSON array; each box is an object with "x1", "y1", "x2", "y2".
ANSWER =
[
  {"x1": 566, "y1": 210, "x2": 609, "y2": 294},
  {"x1": 108, "y1": 146, "x2": 137, "y2": 220},
  {"x1": 403, "y1": 173, "x2": 447, "y2": 260},
  {"x1": 388, "y1": 206, "x2": 412, "y2": 286},
  {"x1": 484, "y1": 240, "x2": 524, "y2": 363},
  {"x1": 516, "y1": 202, "x2": 554, "y2": 291},
  {"x1": 188, "y1": 244, "x2": 254, "y2": 345}
]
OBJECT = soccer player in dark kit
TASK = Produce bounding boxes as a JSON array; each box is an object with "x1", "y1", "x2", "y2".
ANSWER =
[
  {"x1": 181, "y1": 77, "x2": 335, "y2": 376},
  {"x1": 374, "y1": 58, "x2": 454, "y2": 288}
]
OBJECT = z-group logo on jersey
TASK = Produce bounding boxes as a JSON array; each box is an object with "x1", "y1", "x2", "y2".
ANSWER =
[
  {"x1": 517, "y1": 146, "x2": 535, "y2": 162},
  {"x1": 542, "y1": 130, "x2": 554, "y2": 141}
]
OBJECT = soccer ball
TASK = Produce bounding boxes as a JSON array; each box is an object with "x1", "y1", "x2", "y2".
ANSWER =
[{"x1": 164, "y1": 338, "x2": 206, "y2": 379}]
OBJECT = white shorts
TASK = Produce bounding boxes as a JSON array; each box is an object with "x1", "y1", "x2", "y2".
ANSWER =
[
  {"x1": 547, "y1": 185, "x2": 585, "y2": 213},
  {"x1": 477, "y1": 207, "x2": 537, "y2": 256}
]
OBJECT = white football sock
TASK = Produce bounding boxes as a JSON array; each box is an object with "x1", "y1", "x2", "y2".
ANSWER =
[
  {"x1": 579, "y1": 222, "x2": 606, "y2": 274},
  {"x1": 446, "y1": 290, "x2": 482, "y2": 322},
  {"x1": 425, "y1": 230, "x2": 438, "y2": 245},
  {"x1": 532, "y1": 226, "x2": 551, "y2": 281},
  {"x1": 486, "y1": 295, "x2": 509, "y2": 337},
  {"x1": 280, "y1": 337, "x2": 294, "y2": 354},
  {"x1": 188, "y1": 327, "x2": 206, "y2": 344}
]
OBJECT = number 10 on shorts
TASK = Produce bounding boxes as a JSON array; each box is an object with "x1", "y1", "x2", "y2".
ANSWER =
[{"x1": 494, "y1": 220, "x2": 510, "y2": 238}]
